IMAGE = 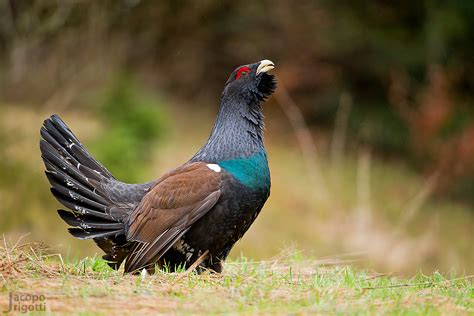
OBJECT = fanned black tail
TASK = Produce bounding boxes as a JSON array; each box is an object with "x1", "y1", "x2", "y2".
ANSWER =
[{"x1": 40, "y1": 114, "x2": 130, "y2": 268}]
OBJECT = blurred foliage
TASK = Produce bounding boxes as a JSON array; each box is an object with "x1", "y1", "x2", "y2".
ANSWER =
[
  {"x1": 91, "y1": 74, "x2": 167, "y2": 183},
  {"x1": 0, "y1": 0, "x2": 473, "y2": 201}
]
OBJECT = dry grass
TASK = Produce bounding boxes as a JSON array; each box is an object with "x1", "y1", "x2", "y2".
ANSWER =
[{"x1": 0, "y1": 239, "x2": 472, "y2": 315}]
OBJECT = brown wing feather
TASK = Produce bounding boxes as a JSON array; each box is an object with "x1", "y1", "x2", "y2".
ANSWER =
[{"x1": 124, "y1": 162, "x2": 221, "y2": 272}]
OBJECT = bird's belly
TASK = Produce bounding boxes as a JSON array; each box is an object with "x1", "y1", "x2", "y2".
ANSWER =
[{"x1": 167, "y1": 179, "x2": 269, "y2": 269}]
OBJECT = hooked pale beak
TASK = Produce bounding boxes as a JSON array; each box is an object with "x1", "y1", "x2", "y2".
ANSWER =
[{"x1": 256, "y1": 59, "x2": 275, "y2": 75}]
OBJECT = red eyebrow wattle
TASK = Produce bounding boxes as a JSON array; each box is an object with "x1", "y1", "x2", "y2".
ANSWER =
[{"x1": 236, "y1": 66, "x2": 251, "y2": 80}]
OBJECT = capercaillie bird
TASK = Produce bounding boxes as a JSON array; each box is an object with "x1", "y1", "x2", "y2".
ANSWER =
[{"x1": 39, "y1": 60, "x2": 276, "y2": 273}]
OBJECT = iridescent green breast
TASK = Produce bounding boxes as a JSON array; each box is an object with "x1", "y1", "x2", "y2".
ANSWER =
[{"x1": 218, "y1": 151, "x2": 270, "y2": 191}]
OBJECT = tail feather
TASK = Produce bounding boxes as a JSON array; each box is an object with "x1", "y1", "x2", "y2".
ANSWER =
[
  {"x1": 45, "y1": 172, "x2": 108, "y2": 207},
  {"x1": 58, "y1": 210, "x2": 124, "y2": 230},
  {"x1": 40, "y1": 128, "x2": 81, "y2": 166},
  {"x1": 41, "y1": 144, "x2": 92, "y2": 189},
  {"x1": 68, "y1": 228, "x2": 125, "y2": 240},
  {"x1": 43, "y1": 160, "x2": 109, "y2": 205},
  {"x1": 40, "y1": 114, "x2": 131, "y2": 268},
  {"x1": 41, "y1": 139, "x2": 104, "y2": 186},
  {"x1": 53, "y1": 198, "x2": 113, "y2": 222},
  {"x1": 45, "y1": 115, "x2": 113, "y2": 178},
  {"x1": 50, "y1": 186, "x2": 108, "y2": 214}
]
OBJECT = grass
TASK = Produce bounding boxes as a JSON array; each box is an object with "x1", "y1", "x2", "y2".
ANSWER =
[{"x1": 0, "y1": 241, "x2": 472, "y2": 315}]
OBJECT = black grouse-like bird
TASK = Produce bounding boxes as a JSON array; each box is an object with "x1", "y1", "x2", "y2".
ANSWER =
[{"x1": 40, "y1": 60, "x2": 276, "y2": 273}]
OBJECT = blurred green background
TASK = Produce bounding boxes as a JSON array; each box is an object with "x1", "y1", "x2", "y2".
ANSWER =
[{"x1": 0, "y1": 1, "x2": 473, "y2": 274}]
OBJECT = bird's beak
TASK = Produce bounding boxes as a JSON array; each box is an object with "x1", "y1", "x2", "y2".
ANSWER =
[{"x1": 256, "y1": 60, "x2": 275, "y2": 75}]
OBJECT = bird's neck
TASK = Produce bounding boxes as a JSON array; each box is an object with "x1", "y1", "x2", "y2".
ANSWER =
[{"x1": 191, "y1": 98, "x2": 266, "y2": 163}]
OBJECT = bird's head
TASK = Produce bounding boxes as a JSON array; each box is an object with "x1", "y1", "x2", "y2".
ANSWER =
[
  {"x1": 191, "y1": 60, "x2": 276, "y2": 162},
  {"x1": 222, "y1": 59, "x2": 276, "y2": 104}
]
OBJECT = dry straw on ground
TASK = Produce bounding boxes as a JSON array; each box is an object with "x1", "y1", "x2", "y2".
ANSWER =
[{"x1": 0, "y1": 237, "x2": 472, "y2": 314}]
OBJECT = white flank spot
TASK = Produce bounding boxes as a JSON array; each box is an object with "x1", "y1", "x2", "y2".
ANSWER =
[{"x1": 206, "y1": 164, "x2": 221, "y2": 173}]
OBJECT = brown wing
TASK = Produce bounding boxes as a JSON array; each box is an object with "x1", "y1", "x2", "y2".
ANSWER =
[{"x1": 124, "y1": 162, "x2": 222, "y2": 272}]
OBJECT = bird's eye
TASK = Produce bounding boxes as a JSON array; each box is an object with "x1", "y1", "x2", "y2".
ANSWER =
[{"x1": 236, "y1": 66, "x2": 251, "y2": 80}]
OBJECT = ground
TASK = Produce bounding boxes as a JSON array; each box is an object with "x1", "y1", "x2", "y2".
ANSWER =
[{"x1": 0, "y1": 241, "x2": 472, "y2": 315}]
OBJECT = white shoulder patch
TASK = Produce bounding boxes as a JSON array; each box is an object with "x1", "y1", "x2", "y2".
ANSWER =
[{"x1": 206, "y1": 163, "x2": 221, "y2": 173}]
